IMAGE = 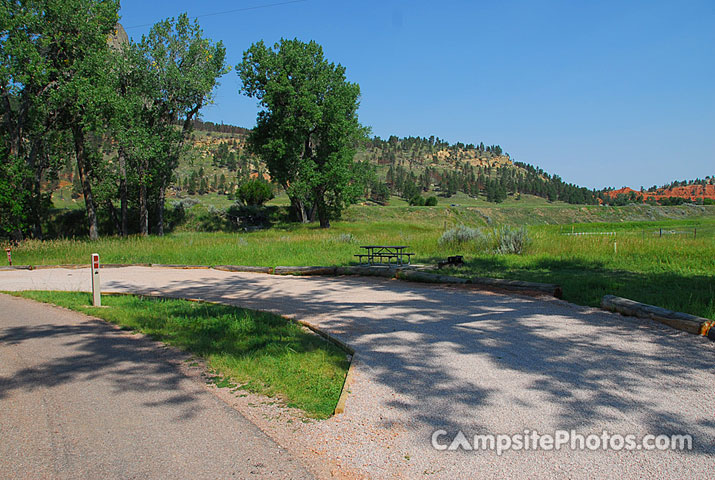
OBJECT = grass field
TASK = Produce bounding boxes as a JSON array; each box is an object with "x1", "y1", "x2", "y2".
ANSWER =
[
  {"x1": 443, "y1": 222, "x2": 715, "y2": 321},
  {"x1": 7, "y1": 291, "x2": 349, "y2": 418},
  {"x1": 5, "y1": 205, "x2": 715, "y2": 321}
]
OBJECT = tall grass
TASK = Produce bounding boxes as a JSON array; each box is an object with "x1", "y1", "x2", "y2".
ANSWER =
[{"x1": 449, "y1": 225, "x2": 715, "y2": 320}]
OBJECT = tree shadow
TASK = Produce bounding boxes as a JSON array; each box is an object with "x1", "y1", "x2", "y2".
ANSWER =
[
  {"x1": 0, "y1": 305, "x2": 205, "y2": 422},
  {"x1": 99, "y1": 270, "x2": 715, "y2": 455}
]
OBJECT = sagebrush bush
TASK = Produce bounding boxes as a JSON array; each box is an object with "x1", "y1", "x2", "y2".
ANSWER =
[
  {"x1": 335, "y1": 233, "x2": 356, "y2": 244},
  {"x1": 438, "y1": 225, "x2": 488, "y2": 249},
  {"x1": 172, "y1": 198, "x2": 200, "y2": 209},
  {"x1": 492, "y1": 225, "x2": 530, "y2": 254}
]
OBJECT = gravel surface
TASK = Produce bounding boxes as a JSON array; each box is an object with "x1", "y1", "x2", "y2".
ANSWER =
[
  {"x1": 0, "y1": 293, "x2": 313, "y2": 480},
  {"x1": 1, "y1": 266, "x2": 713, "y2": 479}
]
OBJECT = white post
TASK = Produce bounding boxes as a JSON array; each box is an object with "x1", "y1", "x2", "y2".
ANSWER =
[{"x1": 91, "y1": 253, "x2": 101, "y2": 307}]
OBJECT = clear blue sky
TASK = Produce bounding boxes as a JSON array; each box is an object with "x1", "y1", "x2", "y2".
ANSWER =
[{"x1": 119, "y1": 0, "x2": 715, "y2": 190}]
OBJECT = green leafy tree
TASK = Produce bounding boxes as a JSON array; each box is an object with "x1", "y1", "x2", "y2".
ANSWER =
[
  {"x1": 237, "y1": 178, "x2": 274, "y2": 206},
  {"x1": 409, "y1": 195, "x2": 426, "y2": 206},
  {"x1": 369, "y1": 181, "x2": 390, "y2": 205},
  {"x1": 1, "y1": 0, "x2": 118, "y2": 239},
  {"x1": 237, "y1": 39, "x2": 366, "y2": 227},
  {"x1": 53, "y1": 1, "x2": 120, "y2": 240},
  {"x1": 0, "y1": 158, "x2": 37, "y2": 239},
  {"x1": 401, "y1": 178, "x2": 421, "y2": 202},
  {"x1": 131, "y1": 14, "x2": 228, "y2": 235}
]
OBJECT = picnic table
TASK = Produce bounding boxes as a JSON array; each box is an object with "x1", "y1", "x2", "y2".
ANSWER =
[{"x1": 355, "y1": 245, "x2": 414, "y2": 266}]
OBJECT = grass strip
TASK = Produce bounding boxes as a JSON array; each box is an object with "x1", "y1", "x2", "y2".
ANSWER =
[{"x1": 8, "y1": 291, "x2": 349, "y2": 419}]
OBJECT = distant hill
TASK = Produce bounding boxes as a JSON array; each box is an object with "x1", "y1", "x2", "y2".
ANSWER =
[
  {"x1": 184, "y1": 120, "x2": 599, "y2": 205},
  {"x1": 56, "y1": 116, "x2": 710, "y2": 208},
  {"x1": 603, "y1": 177, "x2": 715, "y2": 205}
]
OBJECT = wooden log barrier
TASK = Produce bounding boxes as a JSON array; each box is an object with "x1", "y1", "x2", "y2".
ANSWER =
[{"x1": 601, "y1": 294, "x2": 712, "y2": 336}]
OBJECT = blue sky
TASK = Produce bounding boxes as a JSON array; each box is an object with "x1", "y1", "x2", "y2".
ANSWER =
[{"x1": 119, "y1": 0, "x2": 715, "y2": 190}]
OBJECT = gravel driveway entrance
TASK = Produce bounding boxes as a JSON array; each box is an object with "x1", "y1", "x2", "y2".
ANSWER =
[{"x1": 1, "y1": 267, "x2": 713, "y2": 479}]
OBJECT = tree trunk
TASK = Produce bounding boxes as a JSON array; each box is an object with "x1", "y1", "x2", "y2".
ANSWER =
[
  {"x1": 156, "y1": 179, "x2": 166, "y2": 236},
  {"x1": 139, "y1": 181, "x2": 148, "y2": 236},
  {"x1": 316, "y1": 199, "x2": 330, "y2": 228},
  {"x1": 118, "y1": 147, "x2": 128, "y2": 237},
  {"x1": 27, "y1": 142, "x2": 44, "y2": 240},
  {"x1": 12, "y1": 229, "x2": 23, "y2": 243},
  {"x1": 291, "y1": 197, "x2": 309, "y2": 223},
  {"x1": 73, "y1": 128, "x2": 99, "y2": 240},
  {"x1": 308, "y1": 202, "x2": 317, "y2": 223},
  {"x1": 138, "y1": 158, "x2": 149, "y2": 236},
  {"x1": 107, "y1": 200, "x2": 121, "y2": 235}
]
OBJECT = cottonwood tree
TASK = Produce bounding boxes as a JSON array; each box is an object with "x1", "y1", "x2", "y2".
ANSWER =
[
  {"x1": 131, "y1": 14, "x2": 227, "y2": 235},
  {"x1": 108, "y1": 14, "x2": 227, "y2": 236},
  {"x1": 237, "y1": 39, "x2": 367, "y2": 227},
  {"x1": 1, "y1": 0, "x2": 118, "y2": 239},
  {"x1": 1, "y1": 5, "x2": 227, "y2": 239},
  {"x1": 49, "y1": 0, "x2": 120, "y2": 240}
]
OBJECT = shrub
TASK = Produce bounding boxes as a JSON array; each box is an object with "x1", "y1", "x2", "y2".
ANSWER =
[
  {"x1": 237, "y1": 179, "x2": 274, "y2": 206},
  {"x1": 334, "y1": 233, "x2": 355, "y2": 244},
  {"x1": 226, "y1": 204, "x2": 270, "y2": 228},
  {"x1": 438, "y1": 225, "x2": 487, "y2": 248},
  {"x1": 492, "y1": 225, "x2": 530, "y2": 254},
  {"x1": 425, "y1": 196, "x2": 438, "y2": 206},
  {"x1": 409, "y1": 195, "x2": 425, "y2": 206},
  {"x1": 172, "y1": 198, "x2": 199, "y2": 209}
]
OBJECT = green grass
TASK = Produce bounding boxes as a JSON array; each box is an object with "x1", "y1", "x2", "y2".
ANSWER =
[
  {"x1": 51, "y1": 186, "x2": 84, "y2": 210},
  {"x1": 440, "y1": 221, "x2": 715, "y2": 320},
  {"x1": 8, "y1": 291, "x2": 349, "y2": 418},
  {"x1": 5, "y1": 205, "x2": 715, "y2": 321}
]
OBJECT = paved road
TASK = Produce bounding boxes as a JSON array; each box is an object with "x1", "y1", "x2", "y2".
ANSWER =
[
  {"x1": 0, "y1": 293, "x2": 313, "y2": 480},
  {"x1": 1, "y1": 267, "x2": 714, "y2": 479}
]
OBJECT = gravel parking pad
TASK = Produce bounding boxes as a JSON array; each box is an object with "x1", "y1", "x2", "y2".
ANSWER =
[{"x1": 1, "y1": 267, "x2": 713, "y2": 479}]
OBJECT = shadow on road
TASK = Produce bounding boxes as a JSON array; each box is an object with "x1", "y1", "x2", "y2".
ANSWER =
[
  {"x1": 100, "y1": 272, "x2": 715, "y2": 454},
  {"x1": 0, "y1": 307, "x2": 204, "y2": 422}
]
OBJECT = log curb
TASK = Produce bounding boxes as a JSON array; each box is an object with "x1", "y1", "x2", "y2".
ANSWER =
[
  {"x1": 213, "y1": 265, "x2": 273, "y2": 274},
  {"x1": 273, "y1": 266, "x2": 337, "y2": 276},
  {"x1": 601, "y1": 294, "x2": 714, "y2": 338},
  {"x1": 2, "y1": 262, "x2": 564, "y2": 297},
  {"x1": 151, "y1": 264, "x2": 211, "y2": 269}
]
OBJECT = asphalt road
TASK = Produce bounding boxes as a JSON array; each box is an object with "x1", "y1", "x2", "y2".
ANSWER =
[
  {"x1": 0, "y1": 293, "x2": 313, "y2": 480},
  {"x1": 0, "y1": 266, "x2": 713, "y2": 479}
]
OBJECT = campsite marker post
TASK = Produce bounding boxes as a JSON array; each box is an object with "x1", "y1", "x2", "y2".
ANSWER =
[{"x1": 91, "y1": 253, "x2": 101, "y2": 307}]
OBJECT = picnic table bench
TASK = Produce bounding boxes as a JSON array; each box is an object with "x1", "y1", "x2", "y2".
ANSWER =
[{"x1": 355, "y1": 245, "x2": 414, "y2": 266}]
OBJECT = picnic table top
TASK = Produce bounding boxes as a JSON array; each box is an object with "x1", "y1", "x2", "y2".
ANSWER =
[{"x1": 359, "y1": 245, "x2": 409, "y2": 250}]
